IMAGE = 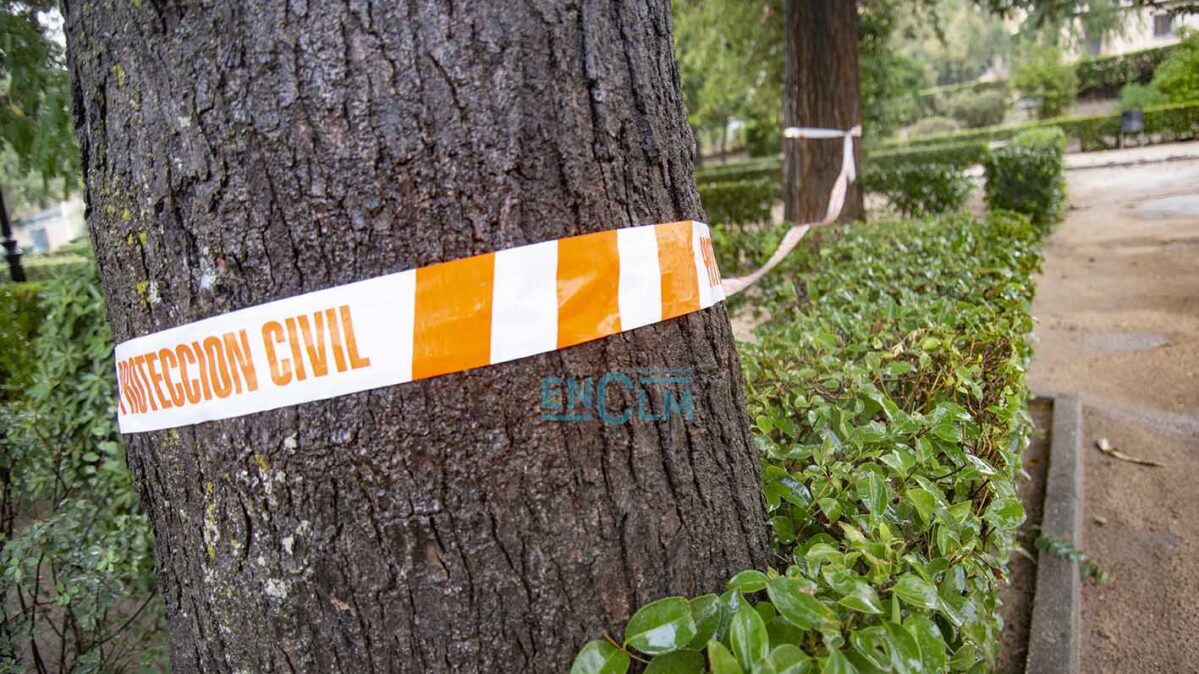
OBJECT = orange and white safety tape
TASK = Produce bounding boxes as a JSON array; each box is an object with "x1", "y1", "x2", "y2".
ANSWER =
[{"x1": 113, "y1": 220, "x2": 725, "y2": 433}]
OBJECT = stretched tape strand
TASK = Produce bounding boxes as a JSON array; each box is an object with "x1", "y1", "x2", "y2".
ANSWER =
[{"x1": 113, "y1": 221, "x2": 724, "y2": 434}]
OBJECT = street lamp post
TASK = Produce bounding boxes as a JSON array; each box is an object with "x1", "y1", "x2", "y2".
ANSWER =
[{"x1": 0, "y1": 187, "x2": 26, "y2": 283}]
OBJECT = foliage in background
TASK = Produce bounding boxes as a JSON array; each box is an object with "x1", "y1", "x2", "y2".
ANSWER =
[
  {"x1": 946, "y1": 89, "x2": 1008, "y2": 129},
  {"x1": 695, "y1": 158, "x2": 781, "y2": 186},
  {"x1": 0, "y1": 262, "x2": 168, "y2": 672},
  {"x1": 861, "y1": 163, "x2": 974, "y2": 217},
  {"x1": 709, "y1": 222, "x2": 790, "y2": 287},
  {"x1": 926, "y1": 42, "x2": 1179, "y2": 112},
  {"x1": 1011, "y1": 44, "x2": 1078, "y2": 120},
  {"x1": 672, "y1": 0, "x2": 782, "y2": 158},
  {"x1": 0, "y1": 149, "x2": 68, "y2": 219},
  {"x1": 908, "y1": 116, "x2": 962, "y2": 138},
  {"x1": 573, "y1": 210, "x2": 1046, "y2": 673},
  {"x1": 1076, "y1": 43, "x2": 1177, "y2": 99},
  {"x1": 698, "y1": 178, "x2": 779, "y2": 227},
  {"x1": 0, "y1": 3, "x2": 78, "y2": 187},
  {"x1": 893, "y1": 0, "x2": 1011, "y2": 86},
  {"x1": 1151, "y1": 29, "x2": 1199, "y2": 104},
  {"x1": 878, "y1": 99, "x2": 1199, "y2": 152},
  {"x1": 870, "y1": 140, "x2": 989, "y2": 171},
  {"x1": 858, "y1": 2, "x2": 933, "y2": 137},
  {"x1": 0, "y1": 282, "x2": 43, "y2": 402},
  {"x1": 1119, "y1": 83, "x2": 1167, "y2": 112},
  {"x1": 984, "y1": 126, "x2": 1067, "y2": 225}
]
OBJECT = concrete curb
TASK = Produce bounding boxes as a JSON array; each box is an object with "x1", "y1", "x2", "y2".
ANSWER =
[
  {"x1": 1025, "y1": 394, "x2": 1083, "y2": 674},
  {"x1": 1065, "y1": 153, "x2": 1199, "y2": 172}
]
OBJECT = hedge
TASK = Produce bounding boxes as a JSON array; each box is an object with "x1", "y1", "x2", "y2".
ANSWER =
[
  {"x1": 1076, "y1": 44, "x2": 1177, "y2": 99},
  {"x1": 861, "y1": 163, "x2": 974, "y2": 218},
  {"x1": 696, "y1": 157, "x2": 782, "y2": 185},
  {"x1": 870, "y1": 140, "x2": 990, "y2": 170},
  {"x1": 878, "y1": 99, "x2": 1199, "y2": 153},
  {"x1": 0, "y1": 282, "x2": 46, "y2": 401},
  {"x1": 880, "y1": 44, "x2": 1178, "y2": 114},
  {"x1": 9, "y1": 253, "x2": 90, "y2": 282},
  {"x1": 698, "y1": 178, "x2": 780, "y2": 225},
  {"x1": 986, "y1": 127, "x2": 1068, "y2": 226},
  {"x1": 573, "y1": 210, "x2": 1043, "y2": 673}
]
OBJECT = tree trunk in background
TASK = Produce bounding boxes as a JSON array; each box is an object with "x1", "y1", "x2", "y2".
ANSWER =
[
  {"x1": 65, "y1": 1, "x2": 768, "y2": 672},
  {"x1": 783, "y1": 0, "x2": 863, "y2": 224}
]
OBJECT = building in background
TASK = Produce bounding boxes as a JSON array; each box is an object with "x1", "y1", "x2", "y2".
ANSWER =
[
  {"x1": 1067, "y1": 3, "x2": 1199, "y2": 61},
  {"x1": 11, "y1": 197, "x2": 85, "y2": 253}
]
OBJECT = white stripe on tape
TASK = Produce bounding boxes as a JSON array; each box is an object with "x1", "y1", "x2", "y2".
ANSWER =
[
  {"x1": 616, "y1": 226, "x2": 663, "y2": 330},
  {"x1": 490, "y1": 240, "x2": 558, "y2": 364}
]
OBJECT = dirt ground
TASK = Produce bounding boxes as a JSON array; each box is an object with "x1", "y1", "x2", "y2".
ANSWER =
[
  {"x1": 997, "y1": 398, "x2": 1052, "y2": 674},
  {"x1": 1028, "y1": 147, "x2": 1199, "y2": 672}
]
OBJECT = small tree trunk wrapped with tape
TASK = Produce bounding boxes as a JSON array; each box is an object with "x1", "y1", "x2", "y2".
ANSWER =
[
  {"x1": 64, "y1": 1, "x2": 768, "y2": 671},
  {"x1": 783, "y1": 0, "x2": 865, "y2": 225}
]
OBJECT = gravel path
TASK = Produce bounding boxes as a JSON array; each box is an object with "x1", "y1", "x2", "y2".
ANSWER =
[{"x1": 1028, "y1": 143, "x2": 1199, "y2": 673}]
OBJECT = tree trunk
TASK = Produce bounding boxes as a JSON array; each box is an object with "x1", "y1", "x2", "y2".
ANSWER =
[
  {"x1": 782, "y1": 0, "x2": 864, "y2": 225},
  {"x1": 65, "y1": 1, "x2": 768, "y2": 672}
]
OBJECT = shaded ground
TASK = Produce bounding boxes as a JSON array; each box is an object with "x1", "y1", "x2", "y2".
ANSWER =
[
  {"x1": 1028, "y1": 144, "x2": 1199, "y2": 673},
  {"x1": 996, "y1": 398, "x2": 1052, "y2": 674}
]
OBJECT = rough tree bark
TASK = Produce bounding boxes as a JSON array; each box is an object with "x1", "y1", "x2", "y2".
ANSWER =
[
  {"x1": 65, "y1": 1, "x2": 769, "y2": 672},
  {"x1": 782, "y1": 0, "x2": 864, "y2": 225}
]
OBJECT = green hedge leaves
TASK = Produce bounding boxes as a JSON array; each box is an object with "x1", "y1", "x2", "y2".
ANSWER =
[
  {"x1": 574, "y1": 210, "x2": 1045, "y2": 673},
  {"x1": 698, "y1": 178, "x2": 779, "y2": 225},
  {"x1": 984, "y1": 127, "x2": 1067, "y2": 225}
]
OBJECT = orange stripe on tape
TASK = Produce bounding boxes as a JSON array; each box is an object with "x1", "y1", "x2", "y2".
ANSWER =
[
  {"x1": 556, "y1": 230, "x2": 622, "y2": 348},
  {"x1": 655, "y1": 221, "x2": 700, "y2": 320},
  {"x1": 412, "y1": 253, "x2": 496, "y2": 380}
]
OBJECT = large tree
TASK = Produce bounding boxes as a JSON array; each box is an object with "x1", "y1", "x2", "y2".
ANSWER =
[{"x1": 64, "y1": 1, "x2": 768, "y2": 671}]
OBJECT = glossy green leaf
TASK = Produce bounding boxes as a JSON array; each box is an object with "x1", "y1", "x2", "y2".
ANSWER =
[
  {"x1": 892, "y1": 574, "x2": 939, "y2": 610},
  {"x1": 947, "y1": 641, "x2": 980, "y2": 670},
  {"x1": 858, "y1": 472, "x2": 888, "y2": 517},
  {"x1": 570, "y1": 640, "x2": 631, "y2": 674},
  {"x1": 624, "y1": 597, "x2": 698, "y2": 656},
  {"x1": 763, "y1": 644, "x2": 814, "y2": 674},
  {"x1": 729, "y1": 570, "x2": 769, "y2": 593},
  {"x1": 767, "y1": 577, "x2": 839, "y2": 631},
  {"x1": 820, "y1": 647, "x2": 856, "y2": 674},
  {"x1": 984, "y1": 496, "x2": 1026, "y2": 530},
  {"x1": 687, "y1": 594, "x2": 724, "y2": 650},
  {"x1": 644, "y1": 650, "x2": 706, "y2": 674},
  {"x1": 709, "y1": 640, "x2": 745, "y2": 674},
  {"x1": 904, "y1": 615, "x2": 947, "y2": 672},
  {"x1": 837, "y1": 583, "x2": 883, "y2": 615},
  {"x1": 817, "y1": 498, "x2": 842, "y2": 522},
  {"x1": 849, "y1": 626, "x2": 891, "y2": 671},
  {"x1": 766, "y1": 616, "x2": 807, "y2": 650},
  {"x1": 770, "y1": 516, "x2": 797, "y2": 544},
  {"x1": 731, "y1": 602, "x2": 770, "y2": 671},
  {"x1": 882, "y1": 622, "x2": 922, "y2": 674},
  {"x1": 905, "y1": 489, "x2": 936, "y2": 526}
]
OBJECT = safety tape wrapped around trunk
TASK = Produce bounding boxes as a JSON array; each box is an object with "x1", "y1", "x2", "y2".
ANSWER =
[{"x1": 113, "y1": 220, "x2": 724, "y2": 434}]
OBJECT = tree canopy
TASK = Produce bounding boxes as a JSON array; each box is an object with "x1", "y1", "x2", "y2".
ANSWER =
[{"x1": 0, "y1": 2, "x2": 77, "y2": 206}]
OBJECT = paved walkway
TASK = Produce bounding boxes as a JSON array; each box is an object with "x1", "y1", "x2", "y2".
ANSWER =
[{"x1": 1029, "y1": 141, "x2": 1199, "y2": 673}]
